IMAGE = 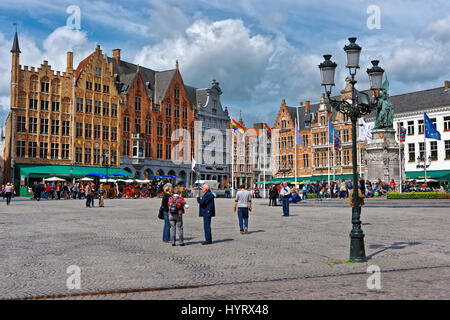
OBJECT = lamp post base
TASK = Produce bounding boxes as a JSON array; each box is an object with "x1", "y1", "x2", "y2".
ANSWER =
[{"x1": 349, "y1": 228, "x2": 367, "y2": 262}]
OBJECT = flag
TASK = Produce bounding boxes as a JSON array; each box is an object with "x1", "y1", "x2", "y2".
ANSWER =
[
  {"x1": 358, "y1": 118, "x2": 373, "y2": 142},
  {"x1": 295, "y1": 123, "x2": 303, "y2": 146},
  {"x1": 424, "y1": 112, "x2": 441, "y2": 140},
  {"x1": 230, "y1": 119, "x2": 245, "y2": 134},
  {"x1": 399, "y1": 127, "x2": 406, "y2": 142},
  {"x1": 333, "y1": 130, "x2": 341, "y2": 150},
  {"x1": 263, "y1": 123, "x2": 271, "y2": 137},
  {"x1": 191, "y1": 157, "x2": 196, "y2": 171},
  {"x1": 328, "y1": 120, "x2": 336, "y2": 143}
]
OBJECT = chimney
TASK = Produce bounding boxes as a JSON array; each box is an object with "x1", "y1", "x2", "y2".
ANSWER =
[
  {"x1": 109, "y1": 61, "x2": 114, "y2": 76},
  {"x1": 112, "y1": 49, "x2": 121, "y2": 65},
  {"x1": 305, "y1": 100, "x2": 310, "y2": 113},
  {"x1": 66, "y1": 52, "x2": 73, "y2": 74},
  {"x1": 445, "y1": 80, "x2": 450, "y2": 90}
]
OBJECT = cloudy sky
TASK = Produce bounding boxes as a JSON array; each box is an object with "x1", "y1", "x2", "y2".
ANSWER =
[{"x1": 0, "y1": 0, "x2": 449, "y2": 126}]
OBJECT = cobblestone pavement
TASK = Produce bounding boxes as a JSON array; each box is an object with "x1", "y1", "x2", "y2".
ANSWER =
[
  {"x1": 57, "y1": 266, "x2": 450, "y2": 300},
  {"x1": 0, "y1": 197, "x2": 449, "y2": 299}
]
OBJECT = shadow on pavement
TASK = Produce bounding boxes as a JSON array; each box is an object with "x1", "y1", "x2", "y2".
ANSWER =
[
  {"x1": 185, "y1": 238, "x2": 234, "y2": 246},
  {"x1": 367, "y1": 241, "x2": 422, "y2": 260}
]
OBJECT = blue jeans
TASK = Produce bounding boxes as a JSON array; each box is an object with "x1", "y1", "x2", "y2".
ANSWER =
[
  {"x1": 237, "y1": 208, "x2": 249, "y2": 231},
  {"x1": 282, "y1": 197, "x2": 289, "y2": 216},
  {"x1": 85, "y1": 195, "x2": 92, "y2": 207},
  {"x1": 162, "y1": 211, "x2": 170, "y2": 242},
  {"x1": 203, "y1": 216, "x2": 212, "y2": 243}
]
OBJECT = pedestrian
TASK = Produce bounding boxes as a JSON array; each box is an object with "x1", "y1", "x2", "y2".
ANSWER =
[
  {"x1": 1, "y1": 185, "x2": 5, "y2": 200},
  {"x1": 4, "y1": 182, "x2": 13, "y2": 206},
  {"x1": 315, "y1": 180, "x2": 322, "y2": 201},
  {"x1": 168, "y1": 186, "x2": 187, "y2": 246},
  {"x1": 56, "y1": 182, "x2": 61, "y2": 199},
  {"x1": 269, "y1": 185, "x2": 278, "y2": 206},
  {"x1": 32, "y1": 181, "x2": 41, "y2": 201},
  {"x1": 279, "y1": 182, "x2": 291, "y2": 216},
  {"x1": 98, "y1": 184, "x2": 105, "y2": 207},
  {"x1": 340, "y1": 180, "x2": 347, "y2": 199},
  {"x1": 234, "y1": 184, "x2": 252, "y2": 234},
  {"x1": 161, "y1": 183, "x2": 173, "y2": 243},
  {"x1": 196, "y1": 183, "x2": 215, "y2": 245},
  {"x1": 45, "y1": 183, "x2": 51, "y2": 199},
  {"x1": 85, "y1": 182, "x2": 94, "y2": 207},
  {"x1": 349, "y1": 185, "x2": 365, "y2": 215}
]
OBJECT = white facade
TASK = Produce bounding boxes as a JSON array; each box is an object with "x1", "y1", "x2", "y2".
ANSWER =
[{"x1": 394, "y1": 107, "x2": 450, "y2": 178}]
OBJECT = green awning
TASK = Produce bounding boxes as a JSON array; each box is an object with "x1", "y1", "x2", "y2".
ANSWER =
[
  {"x1": 16, "y1": 164, "x2": 132, "y2": 179},
  {"x1": 406, "y1": 170, "x2": 450, "y2": 181}
]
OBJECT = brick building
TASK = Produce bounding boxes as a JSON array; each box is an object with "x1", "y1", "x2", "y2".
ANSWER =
[
  {"x1": 4, "y1": 32, "x2": 128, "y2": 196},
  {"x1": 271, "y1": 78, "x2": 365, "y2": 184},
  {"x1": 108, "y1": 52, "x2": 196, "y2": 185}
]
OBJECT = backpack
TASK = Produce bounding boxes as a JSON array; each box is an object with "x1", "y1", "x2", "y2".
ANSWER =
[{"x1": 168, "y1": 196, "x2": 183, "y2": 214}]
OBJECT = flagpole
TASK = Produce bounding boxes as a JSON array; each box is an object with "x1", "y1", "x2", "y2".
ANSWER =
[
  {"x1": 295, "y1": 106, "x2": 300, "y2": 188},
  {"x1": 424, "y1": 135, "x2": 427, "y2": 184},
  {"x1": 327, "y1": 118, "x2": 330, "y2": 188},
  {"x1": 263, "y1": 129, "x2": 266, "y2": 199},
  {"x1": 231, "y1": 128, "x2": 235, "y2": 198}
]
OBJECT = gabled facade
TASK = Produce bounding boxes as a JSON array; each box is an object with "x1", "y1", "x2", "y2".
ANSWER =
[
  {"x1": 194, "y1": 79, "x2": 230, "y2": 187},
  {"x1": 4, "y1": 33, "x2": 128, "y2": 196},
  {"x1": 272, "y1": 78, "x2": 365, "y2": 184},
  {"x1": 109, "y1": 51, "x2": 196, "y2": 184}
]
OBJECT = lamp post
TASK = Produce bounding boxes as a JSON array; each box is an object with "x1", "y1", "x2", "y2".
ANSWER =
[
  {"x1": 318, "y1": 37, "x2": 384, "y2": 262},
  {"x1": 102, "y1": 150, "x2": 110, "y2": 180}
]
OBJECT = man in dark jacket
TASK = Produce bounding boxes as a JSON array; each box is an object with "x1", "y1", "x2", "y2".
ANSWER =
[
  {"x1": 32, "y1": 181, "x2": 40, "y2": 201},
  {"x1": 196, "y1": 184, "x2": 215, "y2": 245}
]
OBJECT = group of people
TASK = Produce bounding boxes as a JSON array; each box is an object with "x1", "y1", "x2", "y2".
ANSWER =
[
  {"x1": 30, "y1": 181, "x2": 111, "y2": 203},
  {"x1": 160, "y1": 183, "x2": 256, "y2": 246}
]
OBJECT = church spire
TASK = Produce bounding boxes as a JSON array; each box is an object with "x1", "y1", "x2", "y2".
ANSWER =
[{"x1": 11, "y1": 24, "x2": 20, "y2": 53}]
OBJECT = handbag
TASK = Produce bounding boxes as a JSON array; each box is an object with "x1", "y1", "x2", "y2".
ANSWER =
[{"x1": 158, "y1": 206, "x2": 165, "y2": 220}]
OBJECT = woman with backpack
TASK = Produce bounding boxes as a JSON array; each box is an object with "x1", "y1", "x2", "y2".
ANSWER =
[{"x1": 168, "y1": 186, "x2": 187, "y2": 246}]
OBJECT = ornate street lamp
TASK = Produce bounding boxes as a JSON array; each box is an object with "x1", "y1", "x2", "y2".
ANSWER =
[{"x1": 318, "y1": 37, "x2": 384, "y2": 262}]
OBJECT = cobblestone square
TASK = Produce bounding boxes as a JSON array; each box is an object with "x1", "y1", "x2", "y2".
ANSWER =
[{"x1": 0, "y1": 197, "x2": 449, "y2": 299}]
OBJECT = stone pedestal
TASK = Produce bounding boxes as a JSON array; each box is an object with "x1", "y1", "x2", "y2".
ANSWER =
[{"x1": 364, "y1": 128, "x2": 404, "y2": 184}]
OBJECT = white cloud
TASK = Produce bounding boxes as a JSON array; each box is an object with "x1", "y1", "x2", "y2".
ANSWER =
[{"x1": 135, "y1": 19, "x2": 275, "y2": 102}]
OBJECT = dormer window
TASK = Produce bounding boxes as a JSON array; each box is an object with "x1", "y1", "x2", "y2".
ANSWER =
[{"x1": 95, "y1": 67, "x2": 101, "y2": 77}]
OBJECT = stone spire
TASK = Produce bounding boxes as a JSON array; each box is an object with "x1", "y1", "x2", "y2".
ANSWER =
[
  {"x1": 11, "y1": 28, "x2": 20, "y2": 53},
  {"x1": 176, "y1": 59, "x2": 179, "y2": 70}
]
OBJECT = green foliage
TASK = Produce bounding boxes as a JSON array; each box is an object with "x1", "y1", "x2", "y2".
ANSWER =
[
  {"x1": 306, "y1": 193, "x2": 317, "y2": 199},
  {"x1": 387, "y1": 192, "x2": 449, "y2": 199}
]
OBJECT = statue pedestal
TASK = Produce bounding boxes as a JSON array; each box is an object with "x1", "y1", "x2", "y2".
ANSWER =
[{"x1": 364, "y1": 128, "x2": 403, "y2": 184}]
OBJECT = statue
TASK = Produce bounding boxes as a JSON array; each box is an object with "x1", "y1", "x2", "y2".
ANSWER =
[{"x1": 373, "y1": 78, "x2": 394, "y2": 129}]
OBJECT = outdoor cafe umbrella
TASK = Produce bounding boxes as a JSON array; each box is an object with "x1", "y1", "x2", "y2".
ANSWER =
[
  {"x1": 80, "y1": 177, "x2": 94, "y2": 181},
  {"x1": 44, "y1": 176, "x2": 66, "y2": 182},
  {"x1": 86, "y1": 173, "x2": 109, "y2": 179}
]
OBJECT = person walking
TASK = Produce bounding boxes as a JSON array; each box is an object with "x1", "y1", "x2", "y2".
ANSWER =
[
  {"x1": 32, "y1": 181, "x2": 41, "y2": 201},
  {"x1": 340, "y1": 179, "x2": 347, "y2": 199},
  {"x1": 269, "y1": 185, "x2": 278, "y2": 206},
  {"x1": 234, "y1": 184, "x2": 252, "y2": 234},
  {"x1": 168, "y1": 187, "x2": 187, "y2": 246},
  {"x1": 98, "y1": 184, "x2": 105, "y2": 207},
  {"x1": 4, "y1": 182, "x2": 13, "y2": 206},
  {"x1": 161, "y1": 183, "x2": 173, "y2": 243},
  {"x1": 279, "y1": 182, "x2": 291, "y2": 216},
  {"x1": 85, "y1": 182, "x2": 94, "y2": 207},
  {"x1": 196, "y1": 183, "x2": 215, "y2": 245},
  {"x1": 315, "y1": 180, "x2": 322, "y2": 201}
]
